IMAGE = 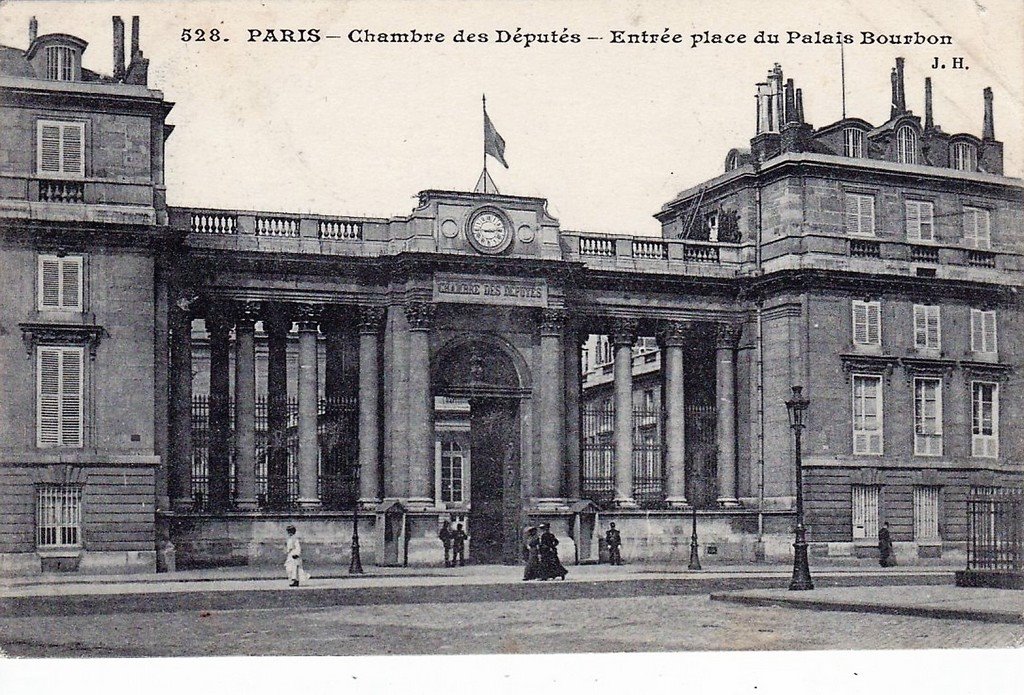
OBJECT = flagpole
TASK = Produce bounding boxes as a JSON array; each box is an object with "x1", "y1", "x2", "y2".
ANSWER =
[{"x1": 482, "y1": 94, "x2": 488, "y2": 193}]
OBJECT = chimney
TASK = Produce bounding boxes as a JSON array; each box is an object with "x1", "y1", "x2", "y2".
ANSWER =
[
  {"x1": 112, "y1": 16, "x2": 125, "y2": 81},
  {"x1": 895, "y1": 57, "x2": 906, "y2": 113},
  {"x1": 784, "y1": 78, "x2": 797, "y2": 124},
  {"x1": 29, "y1": 16, "x2": 38, "y2": 43},
  {"x1": 795, "y1": 88, "x2": 805, "y2": 124},
  {"x1": 131, "y1": 16, "x2": 140, "y2": 58},
  {"x1": 890, "y1": 68, "x2": 899, "y2": 118},
  {"x1": 924, "y1": 78, "x2": 933, "y2": 129},
  {"x1": 983, "y1": 87, "x2": 995, "y2": 139}
]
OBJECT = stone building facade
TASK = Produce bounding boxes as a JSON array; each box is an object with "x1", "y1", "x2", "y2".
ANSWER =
[{"x1": 1, "y1": 19, "x2": 1020, "y2": 575}]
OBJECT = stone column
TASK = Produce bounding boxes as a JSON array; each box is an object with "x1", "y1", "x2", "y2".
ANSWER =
[
  {"x1": 358, "y1": 307, "x2": 385, "y2": 508},
  {"x1": 264, "y1": 305, "x2": 291, "y2": 508},
  {"x1": 169, "y1": 299, "x2": 194, "y2": 511},
  {"x1": 611, "y1": 318, "x2": 638, "y2": 508},
  {"x1": 233, "y1": 302, "x2": 260, "y2": 510},
  {"x1": 538, "y1": 309, "x2": 567, "y2": 502},
  {"x1": 405, "y1": 301, "x2": 436, "y2": 506},
  {"x1": 206, "y1": 308, "x2": 233, "y2": 511},
  {"x1": 661, "y1": 321, "x2": 688, "y2": 508},
  {"x1": 564, "y1": 325, "x2": 586, "y2": 500},
  {"x1": 296, "y1": 305, "x2": 321, "y2": 509},
  {"x1": 716, "y1": 322, "x2": 742, "y2": 507}
]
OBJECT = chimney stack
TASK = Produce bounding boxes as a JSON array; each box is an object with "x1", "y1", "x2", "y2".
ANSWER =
[
  {"x1": 112, "y1": 16, "x2": 125, "y2": 81},
  {"x1": 890, "y1": 68, "x2": 899, "y2": 118},
  {"x1": 896, "y1": 57, "x2": 906, "y2": 113},
  {"x1": 983, "y1": 87, "x2": 995, "y2": 139},
  {"x1": 784, "y1": 78, "x2": 797, "y2": 124},
  {"x1": 131, "y1": 16, "x2": 140, "y2": 58},
  {"x1": 29, "y1": 16, "x2": 38, "y2": 43},
  {"x1": 795, "y1": 88, "x2": 805, "y2": 124},
  {"x1": 924, "y1": 77, "x2": 933, "y2": 130}
]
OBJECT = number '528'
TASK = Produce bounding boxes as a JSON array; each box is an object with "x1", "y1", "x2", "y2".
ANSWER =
[{"x1": 181, "y1": 29, "x2": 223, "y2": 42}]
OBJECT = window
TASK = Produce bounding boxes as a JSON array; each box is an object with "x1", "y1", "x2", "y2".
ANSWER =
[
  {"x1": 36, "y1": 346, "x2": 84, "y2": 448},
  {"x1": 963, "y1": 206, "x2": 991, "y2": 249},
  {"x1": 852, "y1": 300, "x2": 881, "y2": 347},
  {"x1": 852, "y1": 375, "x2": 883, "y2": 455},
  {"x1": 852, "y1": 485, "x2": 880, "y2": 539},
  {"x1": 970, "y1": 309, "x2": 997, "y2": 354},
  {"x1": 845, "y1": 193, "x2": 875, "y2": 236},
  {"x1": 913, "y1": 304, "x2": 941, "y2": 350},
  {"x1": 581, "y1": 346, "x2": 590, "y2": 372},
  {"x1": 905, "y1": 200, "x2": 934, "y2": 241},
  {"x1": 45, "y1": 45, "x2": 75, "y2": 81},
  {"x1": 950, "y1": 142, "x2": 977, "y2": 171},
  {"x1": 36, "y1": 120, "x2": 85, "y2": 177},
  {"x1": 598, "y1": 337, "x2": 612, "y2": 365},
  {"x1": 706, "y1": 211, "x2": 719, "y2": 242},
  {"x1": 440, "y1": 440, "x2": 465, "y2": 503},
  {"x1": 971, "y1": 381, "x2": 998, "y2": 458},
  {"x1": 913, "y1": 486, "x2": 941, "y2": 541},
  {"x1": 37, "y1": 254, "x2": 83, "y2": 311},
  {"x1": 844, "y1": 128, "x2": 864, "y2": 158},
  {"x1": 36, "y1": 485, "x2": 82, "y2": 547},
  {"x1": 896, "y1": 125, "x2": 918, "y2": 164},
  {"x1": 914, "y1": 378, "x2": 943, "y2": 456}
]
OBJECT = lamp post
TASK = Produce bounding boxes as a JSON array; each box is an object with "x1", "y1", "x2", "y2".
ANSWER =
[
  {"x1": 349, "y1": 463, "x2": 363, "y2": 575},
  {"x1": 786, "y1": 385, "x2": 813, "y2": 590},
  {"x1": 688, "y1": 502, "x2": 702, "y2": 571}
]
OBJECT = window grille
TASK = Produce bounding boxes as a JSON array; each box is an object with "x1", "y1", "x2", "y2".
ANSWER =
[
  {"x1": 852, "y1": 375, "x2": 883, "y2": 455},
  {"x1": 896, "y1": 126, "x2": 918, "y2": 164},
  {"x1": 843, "y1": 128, "x2": 864, "y2": 158},
  {"x1": 852, "y1": 485, "x2": 879, "y2": 539},
  {"x1": 913, "y1": 486, "x2": 941, "y2": 541},
  {"x1": 37, "y1": 484, "x2": 82, "y2": 547},
  {"x1": 950, "y1": 142, "x2": 977, "y2": 171},
  {"x1": 45, "y1": 45, "x2": 74, "y2": 81},
  {"x1": 913, "y1": 378, "x2": 943, "y2": 456}
]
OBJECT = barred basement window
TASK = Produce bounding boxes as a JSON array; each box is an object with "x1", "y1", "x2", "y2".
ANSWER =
[
  {"x1": 36, "y1": 120, "x2": 85, "y2": 178},
  {"x1": 37, "y1": 485, "x2": 82, "y2": 547},
  {"x1": 852, "y1": 374, "x2": 883, "y2": 455},
  {"x1": 950, "y1": 142, "x2": 977, "y2": 171},
  {"x1": 37, "y1": 254, "x2": 83, "y2": 311},
  {"x1": 971, "y1": 381, "x2": 999, "y2": 458},
  {"x1": 845, "y1": 193, "x2": 875, "y2": 236},
  {"x1": 963, "y1": 206, "x2": 991, "y2": 249},
  {"x1": 896, "y1": 125, "x2": 918, "y2": 164},
  {"x1": 844, "y1": 128, "x2": 864, "y2": 158},
  {"x1": 913, "y1": 304, "x2": 941, "y2": 350},
  {"x1": 914, "y1": 378, "x2": 943, "y2": 456},
  {"x1": 905, "y1": 200, "x2": 934, "y2": 241},
  {"x1": 36, "y1": 346, "x2": 84, "y2": 448},
  {"x1": 852, "y1": 485, "x2": 880, "y2": 540},
  {"x1": 45, "y1": 45, "x2": 75, "y2": 81},
  {"x1": 970, "y1": 309, "x2": 997, "y2": 355},
  {"x1": 913, "y1": 486, "x2": 941, "y2": 541},
  {"x1": 852, "y1": 300, "x2": 881, "y2": 347}
]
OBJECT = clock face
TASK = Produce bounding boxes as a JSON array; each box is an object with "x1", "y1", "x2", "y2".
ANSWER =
[{"x1": 468, "y1": 209, "x2": 512, "y2": 253}]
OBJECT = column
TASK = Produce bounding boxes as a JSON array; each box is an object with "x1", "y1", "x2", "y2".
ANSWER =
[
  {"x1": 296, "y1": 305, "x2": 321, "y2": 508},
  {"x1": 538, "y1": 309, "x2": 567, "y2": 502},
  {"x1": 611, "y1": 318, "x2": 638, "y2": 508},
  {"x1": 358, "y1": 307, "x2": 384, "y2": 507},
  {"x1": 404, "y1": 301, "x2": 436, "y2": 506},
  {"x1": 716, "y1": 322, "x2": 742, "y2": 507},
  {"x1": 264, "y1": 305, "x2": 291, "y2": 509},
  {"x1": 661, "y1": 321, "x2": 688, "y2": 508},
  {"x1": 233, "y1": 301, "x2": 260, "y2": 510},
  {"x1": 169, "y1": 300, "x2": 194, "y2": 511},
  {"x1": 563, "y1": 325, "x2": 586, "y2": 500},
  {"x1": 206, "y1": 308, "x2": 232, "y2": 511}
]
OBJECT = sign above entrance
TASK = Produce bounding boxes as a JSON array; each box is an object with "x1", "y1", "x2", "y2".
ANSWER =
[{"x1": 434, "y1": 273, "x2": 548, "y2": 307}]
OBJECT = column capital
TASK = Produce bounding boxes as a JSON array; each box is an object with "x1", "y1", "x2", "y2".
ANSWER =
[
  {"x1": 538, "y1": 308, "x2": 569, "y2": 336},
  {"x1": 358, "y1": 306, "x2": 386, "y2": 335},
  {"x1": 263, "y1": 303, "x2": 293, "y2": 337},
  {"x1": 609, "y1": 318, "x2": 638, "y2": 347},
  {"x1": 715, "y1": 322, "x2": 743, "y2": 349},
  {"x1": 658, "y1": 320, "x2": 691, "y2": 348},
  {"x1": 234, "y1": 301, "x2": 262, "y2": 330},
  {"x1": 404, "y1": 301, "x2": 436, "y2": 331},
  {"x1": 296, "y1": 303, "x2": 322, "y2": 332},
  {"x1": 205, "y1": 307, "x2": 233, "y2": 341}
]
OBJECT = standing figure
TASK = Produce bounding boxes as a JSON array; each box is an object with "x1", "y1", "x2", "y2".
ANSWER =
[
  {"x1": 438, "y1": 519, "x2": 453, "y2": 568},
  {"x1": 878, "y1": 521, "x2": 897, "y2": 567},
  {"x1": 538, "y1": 523, "x2": 568, "y2": 580},
  {"x1": 523, "y1": 527, "x2": 541, "y2": 581},
  {"x1": 284, "y1": 524, "x2": 310, "y2": 587},
  {"x1": 605, "y1": 522, "x2": 623, "y2": 565},
  {"x1": 451, "y1": 523, "x2": 469, "y2": 567}
]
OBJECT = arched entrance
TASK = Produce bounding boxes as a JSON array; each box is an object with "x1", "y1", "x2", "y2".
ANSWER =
[{"x1": 433, "y1": 336, "x2": 529, "y2": 564}]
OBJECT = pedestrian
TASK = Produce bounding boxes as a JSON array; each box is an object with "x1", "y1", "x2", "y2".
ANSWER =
[
  {"x1": 605, "y1": 522, "x2": 623, "y2": 565},
  {"x1": 878, "y1": 521, "x2": 897, "y2": 567},
  {"x1": 451, "y1": 523, "x2": 468, "y2": 567},
  {"x1": 284, "y1": 524, "x2": 310, "y2": 587},
  {"x1": 523, "y1": 527, "x2": 541, "y2": 581},
  {"x1": 438, "y1": 519, "x2": 453, "y2": 568},
  {"x1": 538, "y1": 523, "x2": 568, "y2": 580}
]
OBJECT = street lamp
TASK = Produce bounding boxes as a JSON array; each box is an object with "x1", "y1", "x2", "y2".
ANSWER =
[
  {"x1": 349, "y1": 463, "x2": 363, "y2": 574},
  {"x1": 688, "y1": 502, "x2": 702, "y2": 571},
  {"x1": 785, "y1": 385, "x2": 813, "y2": 591}
]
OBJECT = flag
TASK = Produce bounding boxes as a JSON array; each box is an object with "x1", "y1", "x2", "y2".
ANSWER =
[{"x1": 484, "y1": 107, "x2": 508, "y2": 168}]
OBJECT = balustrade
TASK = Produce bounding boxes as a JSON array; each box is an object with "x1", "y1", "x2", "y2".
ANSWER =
[
  {"x1": 191, "y1": 212, "x2": 237, "y2": 235},
  {"x1": 38, "y1": 179, "x2": 84, "y2": 203},
  {"x1": 255, "y1": 216, "x2": 300, "y2": 237},
  {"x1": 633, "y1": 239, "x2": 668, "y2": 259},
  {"x1": 579, "y1": 236, "x2": 616, "y2": 256},
  {"x1": 319, "y1": 219, "x2": 363, "y2": 240}
]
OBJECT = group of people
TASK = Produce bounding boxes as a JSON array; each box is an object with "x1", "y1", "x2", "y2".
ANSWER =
[
  {"x1": 437, "y1": 520, "x2": 469, "y2": 567},
  {"x1": 522, "y1": 523, "x2": 569, "y2": 581}
]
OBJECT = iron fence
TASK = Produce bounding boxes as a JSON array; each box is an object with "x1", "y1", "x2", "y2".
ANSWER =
[
  {"x1": 966, "y1": 489, "x2": 1023, "y2": 572},
  {"x1": 580, "y1": 401, "x2": 665, "y2": 509}
]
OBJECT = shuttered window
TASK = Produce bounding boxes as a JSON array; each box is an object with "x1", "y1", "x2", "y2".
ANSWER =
[
  {"x1": 971, "y1": 381, "x2": 998, "y2": 458},
  {"x1": 913, "y1": 304, "x2": 940, "y2": 350},
  {"x1": 852, "y1": 300, "x2": 881, "y2": 346},
  {"x1": 905, "y1": 200, "x2": 934, "y2": 241},
  {"x1": 36, "y1": 346, "x2": 84, "y2": 448},
  {"x1": 913, "y1": 487, "x2": 941, "y2": 541},
  {"x1": 852, "y1": 485, "x2": 880, "y2": 539},
  {"x1": 963, "y1": 207, "x2": 991, "y2": 249},
  {"x1": 36, "y1": 120, "x2": 85, "y2": 177},
  {"x1": 970, "y1": 309, "x2": 997, "y2": 354},
  {"x1": 845, "y1": 193, "x2": 875, "y2": 236},
  {"x1": 36, "y1": 485, "x2": 82, "y2": 547},
  {"x1": 37, "y1": 254, "x2": 83, "y2": 311},
  {"x1": 914, "y1": 378, "x2": 943, "y2": 456},
  {"x1": 852, "y1": 375, "x2": 883, "y2": 455}
]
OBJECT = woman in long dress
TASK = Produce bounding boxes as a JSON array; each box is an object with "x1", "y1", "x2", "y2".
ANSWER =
[
  {"x1": 523, "y1": 527, "x2": 541, "y2": 581},
  {"x1": 538, "y1": 524, "x2": 568, "y2": 581},
  {"x1": 878, "y1": 522, "x2": 897, "y2": 567},
  {"x1": 284, "y1": 524, "x2": 310, "y2": 586}
]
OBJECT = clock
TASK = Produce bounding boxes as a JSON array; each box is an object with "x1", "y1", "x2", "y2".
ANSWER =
[{"x1": 466, "y1": 207, "x2": 513, "y2": 254}]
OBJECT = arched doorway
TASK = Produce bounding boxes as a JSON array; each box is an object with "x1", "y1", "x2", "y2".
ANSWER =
[{"x1": 433, "y1": 336, "x2": 529, "y2": 564}]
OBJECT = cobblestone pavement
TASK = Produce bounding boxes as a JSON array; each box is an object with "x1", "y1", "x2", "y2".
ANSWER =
[{"x1": 1, "y1": 593, "x2": 1021, "y2": 657}]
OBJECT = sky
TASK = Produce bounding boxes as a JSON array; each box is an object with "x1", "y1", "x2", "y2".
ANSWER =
[{"x1": 1, "y1": 0, "x2": 1021, "y2": 237}]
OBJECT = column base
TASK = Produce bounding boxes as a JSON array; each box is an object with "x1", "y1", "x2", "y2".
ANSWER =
[
  {"x1": 403, "y1": 497, "x2": 435, "y2": 511},
  {"x1": 297, "y1": 498, "x2": 322, "y2": 510},
  {"x1": 717, "y1": 497, "x2": 742, "y2": 508},
  {"x1": 534, "y1": 497, "x2": 569, "y2": 510},
  {"x1": 358, "y1": 497, "x2": 381, "y2": 510},
  {"x1": 171, "y1": 497, "x2": 194, "y2": 513},
  {"x1": 235, "y1": 497, "x2": 259, "y2": 511},
  {"x1": 664, "y1": 497, "x2": 691, "y2": 509},
  {"x1": 612, "y1": 497, "x2": 638, "y2": 509}
]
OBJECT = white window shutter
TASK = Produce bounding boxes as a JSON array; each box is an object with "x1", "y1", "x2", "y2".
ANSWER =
[
  {"x1": 40, "y1": 258, "x2": 61, "y2": 308},
  {"x1": 867, "y1": 303, "x2": 880, "y2": 345},
  {"x1": 60, "y1": 350, "x2": 83, "y2": 446},
  {"x1": 984, "y1": 312, "x2": 996, "y2": 353},
  {"x1": 61, "y1": 257, "x2": 81, "y2": 309},
  {"x1": 61, "y1": 123, "x2": 84, "y2": 176},
  {"x1": 906, "y1": 202, "x2": 920, "y2": 239},
  {"x1": 971, "y1": 310, "x2": 982, "y2": 352},
  {"x1": 928, "y1": 307, "x2": 940, "y2": 349},
  {"x1": 861, "y1": 197, "x2": 875, "y2": 235},
  {"x1": 37, "y1": 348, "x2": 61, "y2": 446},
  {"x1": 39, "y1": 124, "x2": 61, "y2": 173},
  {"x1": 853, "y1": 303, "x2": 867, "y2": 344},
  {"x1": 921, "y1": 202, "x2": 934, "y2": 240}
]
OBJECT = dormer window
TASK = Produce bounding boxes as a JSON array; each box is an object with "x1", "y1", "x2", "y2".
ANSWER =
[
  {"x1": 951, "y1": 141, "x2": 977, "y2": 171},
  {"x1": 844, "y1": 128, "x2": 864, "y2": 158},
  {"x1": 896, "y1": 126, "x2": 918, "y2": 164},
  {"x1": 45, "y1": 45, "x2": 75, "y2": 80}
]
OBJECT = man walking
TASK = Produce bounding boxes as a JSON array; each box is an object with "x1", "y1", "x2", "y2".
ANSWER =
[
  {"x1": 451, "y1": 523, "x2": 468, "y2": 567},
  {"x1": 438, "y1": 519, "x2": 453, "y2": 567},
  {"x1": 605, "y1": 522, "x2": 623, "y2": 565}
]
